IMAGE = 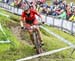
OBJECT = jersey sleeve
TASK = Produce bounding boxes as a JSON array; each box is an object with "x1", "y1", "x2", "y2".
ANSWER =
[
  {"x1": 32, "y1": 10, "x2": 41, "y2": 17},
  {"x1": 21, "y1": 12, "x2": 26, "y2": 21}
]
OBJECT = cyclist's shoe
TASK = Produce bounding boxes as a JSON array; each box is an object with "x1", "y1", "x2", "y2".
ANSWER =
[
  {"x1": 33, "y1": 46, "x2": 36, "y2": 49},
  {"x1": 42, "y1": 22, "x2": 45, "y2": 24},
  {"x1": 21, "y1": 27, "x2": 24, "y2": 29},
  {"x1": 40, "y1": 39, "x2": 44, "y2": 46},
  {"x1": 41, "y1": 42, "x2": 44, "y2": 46}
]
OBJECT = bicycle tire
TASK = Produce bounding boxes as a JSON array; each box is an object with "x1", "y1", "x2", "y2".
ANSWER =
[{"x1": 33, "y1": 30, "x2": 43, "y2": 54}]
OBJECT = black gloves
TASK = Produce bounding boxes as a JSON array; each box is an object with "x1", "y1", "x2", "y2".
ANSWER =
[
  {"x1": 42, "y1": 21, "x2": 45, "y2": 24},
  {"x1": 21, "y1": 27, "x2": 24, "y2": 29}
]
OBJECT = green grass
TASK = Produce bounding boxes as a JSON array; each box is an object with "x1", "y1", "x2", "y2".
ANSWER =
[
  {"x1": 40, "y1": 25, "x2": 75, "y2": 59},
  {"x1": 44, "y1": 25, "x2": 75, "y2": 45},
  {"x1": 0, "y1": 12, "x2": 35, "y2": 61},
  {"x1": 0, "y1": 8, "x2": 20, "y2": 22},
  {"x1": 41, "y1": 28, "x2": 67, "y2": 51}
]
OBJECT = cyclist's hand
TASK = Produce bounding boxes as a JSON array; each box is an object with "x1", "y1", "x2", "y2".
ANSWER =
[
  {"x1": 40, "y1": 16, "x2": 45, "y2": 24},
  {"x1": 42, "y1": 21, "x2": 45, "y2": 24},
  {"x1": 21, "y1": 27, "x2": 24, "y2": 29}
]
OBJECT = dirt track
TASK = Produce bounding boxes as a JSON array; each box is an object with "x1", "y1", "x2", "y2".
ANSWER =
[{"x1": 7, "y1": 21, "x2": 32, "y2": 45}]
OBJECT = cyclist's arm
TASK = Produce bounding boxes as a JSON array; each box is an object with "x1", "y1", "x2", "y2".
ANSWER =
[
  {"x1": 34, "y1": 11, "x2": 45, "y2": 23},
  {"x1": 20, "y1": 20, "x2": 25, "y2": 27},
  {"x1": 33, "y1": 10, "x2": 42, "y2": 18},
  {"x1": 20, "y1": 12, "x2": 26, "y2": 27}
]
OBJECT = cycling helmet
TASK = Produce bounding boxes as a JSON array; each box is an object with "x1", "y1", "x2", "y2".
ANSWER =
[{"x1": 23, "y1": 4, "x2": 29, "y2": 11}]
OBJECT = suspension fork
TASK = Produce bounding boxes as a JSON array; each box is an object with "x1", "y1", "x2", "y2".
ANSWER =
[{"x1": 33, "y1": 27, "x2": 42, "y2": 43}]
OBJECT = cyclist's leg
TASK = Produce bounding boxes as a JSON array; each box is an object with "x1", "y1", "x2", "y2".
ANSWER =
[
  {"x1": 25, "y1": 23, "x2": 34, "y2": 45},
  {"x1": 33, "y1": 20, "x2": 43, "y2": 43},
  {"x1": 35, "y1": 27, "x2": 43, "y2": 42},
  {"x1": 28, "y1": 30, "x2": 35, "y2": 45}
]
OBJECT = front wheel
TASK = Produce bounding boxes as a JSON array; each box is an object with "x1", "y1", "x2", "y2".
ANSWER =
[{"x1": 33, "y1": 30, "x2": 43, "y2": 54}]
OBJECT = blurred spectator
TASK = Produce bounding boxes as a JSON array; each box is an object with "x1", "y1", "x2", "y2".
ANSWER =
[
  {"x1": 69, "y1": 8, "x2": 75, "y2": 21},
  {"x1": 66, "y1": 5, "x2": 72, "y2": 20},
  {"x1": 14, "y1": 0, "x2": 22, "y2": 8},
  {"x1": 62, "y1": 0, "x2": 67, "y2": 10},
  {"x1": 41, "y1": 6, "x2": 47, "y2": 14},
  {"x1": 37, "y1": 0, "x2": 46, "y2": 4},
  {"x1": 1, "y1": 0, "x2": 75, "y2": 22},
  {"x1": 30, "y1": 2, "x2": 36, "y2": 9},
  {"x1": 58, "y1": 0, "x2": 63, "y2": 4},
  {"x1": 10, "y1": 2, "x2": 15, "y2": 7},
  {"x1": 6, "y1": 0, "x2": 9, "y2": 3},
  {"x1": 2, "y1": 0, "x2": 9, "y2": 3},
  {"x1": 70, "y1": 2, "x2": 73, "y2": 8},
  {"x1": 20, "y1": 2, "x2": 26, "y2": 9},
  {"x1": 57, "y1": 9, "x2": 66, "y2": 19},
  {"x1": 53, "y1": 0, "x2": 59, "y2": 5},
  {"x1": 59, "y1": 3, "x2": 65, "y2": 9},
  {"x1": 52, "y1": 5, "x2": 62, "y2": 16},
  {"x1": 46, "y1": 6, "x2": 54, "y2": 15}
]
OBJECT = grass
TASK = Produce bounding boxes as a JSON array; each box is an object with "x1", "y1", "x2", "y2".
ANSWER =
[
  {"x1": 0, "y1": 8, "x2": 20, "y2": 22},
  {"x1": 40, "y1": 25, "x2": 75, "y2": 60},
  {"x1": 44, "y1": 25, "x2": 75, "y2": 45},
  {"x1": 0, "y1": 13, "x2": 35, "y2": 61},
  {"x1": 41, "y1": 28, "x2": 67, "y2": 51},
  {"x1": 0, "y1": 7, "x2": 75, "y2": 61}
]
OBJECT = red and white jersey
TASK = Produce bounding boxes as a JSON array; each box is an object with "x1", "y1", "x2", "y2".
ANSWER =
[{"x1": 21, "y1": 9, "x2": 41, "y2": 21}]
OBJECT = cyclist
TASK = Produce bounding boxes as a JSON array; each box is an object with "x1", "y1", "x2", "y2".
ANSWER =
[{"x1": 20, "y1": 5, "x2": 44, "y2": 47}]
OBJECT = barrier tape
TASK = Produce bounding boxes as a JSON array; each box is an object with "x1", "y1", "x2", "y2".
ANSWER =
[
  {"x1": 0, "y1": 12, "x2": 10, "y2": 18},
  {"x1": 40, "y1": 26, "x2": 75, "y2": 47},
  {"x1": 16, "y1": 46, "x2": 72, "y2": 61},
  {"x1": 0, "y1": 23, "x2": 10, "y2": 43}
]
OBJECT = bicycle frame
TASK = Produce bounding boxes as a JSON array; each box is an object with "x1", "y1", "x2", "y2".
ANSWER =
[{"x1": 28, "y1": 25, "x2": 43, "y2": 54}]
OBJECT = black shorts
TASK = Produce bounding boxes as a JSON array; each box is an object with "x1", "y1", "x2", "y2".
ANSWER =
[{"x1": 26, "y1": 19, "x2": 34, "y2": 25}]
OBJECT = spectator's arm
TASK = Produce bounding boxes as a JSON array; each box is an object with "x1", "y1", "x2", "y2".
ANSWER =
[
  {"x1": 20, "y1": 12, "x2": 26, "y2": 27},
  {"x1": 57, "y1": 12, "x2": 66, "y2": 19}
]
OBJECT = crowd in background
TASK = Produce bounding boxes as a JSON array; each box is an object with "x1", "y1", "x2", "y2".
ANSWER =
[
  {"x1": 0, "y1": 0, "x2": 75, "y2": 21},
  {"x1": 40, "y1": 0, "x2": 75, "y2": 21},
  {"x1": 0, "y1": 0, "x2": 45, "y2": 8}
]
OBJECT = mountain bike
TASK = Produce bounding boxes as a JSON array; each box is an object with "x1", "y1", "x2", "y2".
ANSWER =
[
  {"x1": 30, "y1": 25, "x2": 43, "y2": 54},
  {"x1": 25, "y1": 24, "x2": 43, "y2": 54}
]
